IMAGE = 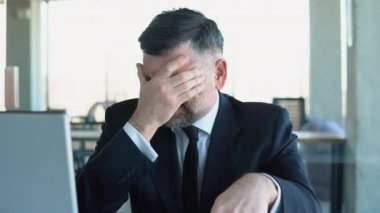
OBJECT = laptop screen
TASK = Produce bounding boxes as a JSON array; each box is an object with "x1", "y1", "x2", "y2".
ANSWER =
[{"x1": 0, "y1": 111, "x2": 78, "y2": 213}]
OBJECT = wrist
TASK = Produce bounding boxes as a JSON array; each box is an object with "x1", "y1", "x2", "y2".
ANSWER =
[
  {"x1": 260, "y1": 174, "x2": 278, "y2": 208},
  {"x1": 129, "y1": 114, "x2": 159, "y2": 141},
  {"x1": 242, "y1": 173, "x2": 278, "y2": 208}
]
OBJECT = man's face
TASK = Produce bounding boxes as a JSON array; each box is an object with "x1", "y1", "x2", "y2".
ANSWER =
[{"x1": 141, "y1": 43, "x2": 218, "y2": 127}]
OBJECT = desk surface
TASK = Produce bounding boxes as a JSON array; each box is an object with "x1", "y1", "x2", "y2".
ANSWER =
[
  {"x1": 294, "y1": 131, "x2": 345, "y2": 143},
  {"x1": 72, "y1": 129, "x2": 100, "y2": 139},
  {"x1": 71, "y1": 129, "x2": 346, "y2": 143}
]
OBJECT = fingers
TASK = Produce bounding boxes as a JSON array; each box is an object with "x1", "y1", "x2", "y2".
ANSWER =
[
  {"x1": 136, "y1": 63, "x2": 146, "y2": 85},
  {"x1": 156, "y1": 56, "x2": 189, "y2": 79},
  {"x1": 169, "y1": 67, "x2": 202, "y2": 87},
  {"x1": 136, "y1": 55, "x2": 204, "y2": 108},
  {"x1": 174, "y1": 74, "x2": 205, "y2": 95},
  {"x1": 177, "y1": 80, "x2": 205, "y2": 104},
  {"x1": 170, "y1": 68, "x2": 205, "y2": 104}
]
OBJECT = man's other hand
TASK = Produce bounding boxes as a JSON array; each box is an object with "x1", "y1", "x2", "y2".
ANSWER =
[{"x1": 211, "y1": 173, "x2": 278, "y2": 213}]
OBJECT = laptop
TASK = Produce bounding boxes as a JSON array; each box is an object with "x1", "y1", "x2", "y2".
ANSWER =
[{"x1": 0, "y1": 111, "x2": 78, "y2": 213}]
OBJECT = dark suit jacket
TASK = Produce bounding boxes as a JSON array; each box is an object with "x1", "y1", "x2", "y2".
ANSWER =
[{"x1": 76, "y1": 93, "x2": 322, "y2": 213}]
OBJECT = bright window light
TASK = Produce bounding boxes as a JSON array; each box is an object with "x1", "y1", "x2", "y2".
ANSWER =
[
  {"x1": 0, "y1": 2, "x2": 6, "y2": 110},
  {"x1": 43, "y1": 0, "x2": 309, "y2": 117}
]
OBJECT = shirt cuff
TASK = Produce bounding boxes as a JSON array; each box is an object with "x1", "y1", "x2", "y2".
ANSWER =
[
  {"x1": 123, "y1": 122, "x2": 158, "y2": 162},
  {"x1": 262, "y1": 173, "x2": 282, "y2": 213}
]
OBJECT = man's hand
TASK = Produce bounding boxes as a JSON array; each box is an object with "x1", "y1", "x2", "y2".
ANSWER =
[
  {"x1": 211, "y1": 173, "x2": 278, "y2": 213},
  {"x1": 129, "y1": 56, "x2": 205, "y2": 141}
]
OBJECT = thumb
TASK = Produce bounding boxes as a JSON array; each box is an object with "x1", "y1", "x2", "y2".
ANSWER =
[{"x1": 136, "y1": 63, "x2": 146, "y2": 85}]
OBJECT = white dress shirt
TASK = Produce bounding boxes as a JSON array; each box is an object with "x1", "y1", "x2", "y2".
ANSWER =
[{"x1": 123, "y1": 93, "x2": 281, "y2": 212}]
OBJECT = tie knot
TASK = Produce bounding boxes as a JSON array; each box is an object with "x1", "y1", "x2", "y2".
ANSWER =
[{"x1": 182, "y1": 126, "x2": 199, "y2": 143}]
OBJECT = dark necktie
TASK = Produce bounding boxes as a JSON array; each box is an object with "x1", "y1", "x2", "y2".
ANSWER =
[{"x1": 182, "y1": 126, "x2": 199, "y2": 213}]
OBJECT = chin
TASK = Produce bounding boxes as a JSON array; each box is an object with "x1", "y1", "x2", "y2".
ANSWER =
[{"x1": 165, "y1": 105, "x2": 194, "y2": 128}]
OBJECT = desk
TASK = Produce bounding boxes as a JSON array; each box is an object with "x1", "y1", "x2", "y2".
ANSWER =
[
  {"x1": 71, "y1": 130, "x2": 346, "y2": 151},
  {"x1": 71, "y1": 130, "x2": 345, "y2": 145},
  {"x1": 71, "y1": 130, "x2": 100, "y2": 170},
  {"x1": 72, "y1": 129, "x2": 100, "y2": 141},
  {"x1": 71, "y1": 129, "x2": 345, "y2": 213},
  {"x1": 295, "y1": 131, "x2": 345, "y2": 213},
  {"x1": 294, "y1": 131, "x2": 345, "y2": 143}
]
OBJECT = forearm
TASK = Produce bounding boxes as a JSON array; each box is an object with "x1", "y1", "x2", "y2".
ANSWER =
[
  {"x1": 76, "y1": 129, "x2": 149, "y2": 212},
  {"x1": 272, "y1": 176, "x2": 322, "y2": 213}
]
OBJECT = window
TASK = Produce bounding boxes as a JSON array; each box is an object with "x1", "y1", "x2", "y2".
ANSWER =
[
  {"x1": 0, "y1": 1, "x2": 6, "y2": 110},
  {"x1": 43, "y1": 0, "x2": 309, "y2": 117}
]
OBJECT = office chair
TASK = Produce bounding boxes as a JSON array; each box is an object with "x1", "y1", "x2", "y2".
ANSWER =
[{"x1": 272, "y1": 97, "x2": 307, "y2": 130}]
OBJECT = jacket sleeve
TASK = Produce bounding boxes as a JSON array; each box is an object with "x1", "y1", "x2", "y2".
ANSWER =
[
  {"x1": 75, "y1": 107, "x2": 149, "y2": 213},
  {"x1": 266, "y1": 108, "x2": 322, "y2": 213}
]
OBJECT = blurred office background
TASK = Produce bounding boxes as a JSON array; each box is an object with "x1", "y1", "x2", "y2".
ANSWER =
[{"x1": 1, "y1": 0, "x2": 379, "y2": 212}]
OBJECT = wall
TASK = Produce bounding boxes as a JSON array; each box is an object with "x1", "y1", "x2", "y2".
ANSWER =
[
  {"x1": 345, "y1": 0, "x2": 380, "y2": 212},
  {"x1": 309, "y1": 0, "x2": 342, "y2": 125},
  {"x1": 6, "y1": 0, "x2": 43, "y2": 110},
  {"x1": 0, "y1": 1, "x2": 5, "y2": 110}
]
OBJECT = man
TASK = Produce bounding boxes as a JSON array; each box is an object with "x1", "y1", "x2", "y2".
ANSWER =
[{"x1": 76, "y1": 8, "x2": 321, "y2": 213}]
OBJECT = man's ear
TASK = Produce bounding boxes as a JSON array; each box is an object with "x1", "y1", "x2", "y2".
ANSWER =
[{"x1": 214, "y1": 59, "x2": 227, "y2": 90}]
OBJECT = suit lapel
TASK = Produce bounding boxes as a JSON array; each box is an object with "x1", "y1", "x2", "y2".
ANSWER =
[
  {"x1": 150, "y1": 127, "x2": 181, "y2": 212},
  {"x1": 200, "y1": 93, "x2": 241, "y2": 212},
  {"x1": 148, "y1": 94, "x2": 242, "y2": 212}
]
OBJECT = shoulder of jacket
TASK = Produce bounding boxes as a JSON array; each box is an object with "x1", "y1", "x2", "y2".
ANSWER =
[
  {"x1": 223, "y1": 94, "x2": 283, "y2": 116},
  {"x1": 106, "y1": 98, "x2": 138, "y2": 114}
]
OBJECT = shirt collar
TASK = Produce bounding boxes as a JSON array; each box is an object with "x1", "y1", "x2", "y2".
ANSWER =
[{"x1": 192, "y1": 91, "x2": 219, "y2": 135}]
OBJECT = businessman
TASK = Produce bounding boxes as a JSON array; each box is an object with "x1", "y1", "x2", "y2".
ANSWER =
[{"x1": 76, "y1": 8, "x2": 321, "y2": 213}]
